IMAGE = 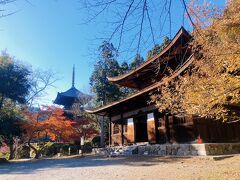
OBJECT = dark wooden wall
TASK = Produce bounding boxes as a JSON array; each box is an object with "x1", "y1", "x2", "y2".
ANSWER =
[
  {"x1": 194, "y1": 118, "x2": 240, "y2": 143},
  {"x1": 110, "y1": 113, "x2": 240, "y2": 146},
  {"x1": 168, "y1": 116, "x2": 196, "y2": 143},
  {"x1": 156, "y1": 114, "x2": 196, "y2": 144},
  {"x1": 156, "y1": 114, "x2": 240, "y2": 144}
]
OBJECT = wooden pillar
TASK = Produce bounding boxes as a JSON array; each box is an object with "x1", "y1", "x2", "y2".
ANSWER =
[
  {"x1": 127, "y1": 118, "x2": 134, "y2": 143},
  {"x1": 168, "y1": 115, "x2": 176, "y2": 143},
  {"x1": 100, "y1": 116, "x2": 105, "y2": 148},
  {"x1": 147, "y1": 112, "x2": 156, "y2": 143},
  {"x1": 109, "y1": 116, "x2": 112, "y2": 146},
  {"x1": 121, "y1": 113, "x2": 124, "y2": 145},
  {"x1": 154, "y1": 111, "x2": 160, "y2": 144},
  {"x1": 165, "y1": 114, "x2": 170, "y2": 143},
  {"x1": 158, "y1": 113, "x2": 167, "y2": 144}
]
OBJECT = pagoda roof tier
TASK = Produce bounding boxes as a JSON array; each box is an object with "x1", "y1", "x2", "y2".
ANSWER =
[
  {"x1": 54, "y1": 65, "x2": 92, "y2": 109},
  {"x1": 54, "y1": 86, "x2": 92, "y2": 108},
  {"x1": 86, "y1": 54, "x2": 194, "y2": 116},
  {"x1": 107, "y1": 27, "x2": 192, "y2": 90}
]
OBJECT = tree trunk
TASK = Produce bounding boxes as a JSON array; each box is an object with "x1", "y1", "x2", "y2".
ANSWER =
[
  {"x1": 28, "y1": 141, "x2": 40, "y2": 159},
  {"x1": 0, "y1": 94, "x2": 4, "y2": 110},
  {"x1": 34, "y1": 151, "x2": 41, "y2": 159},
  {"x1": 8, "y1": 143, "x2": 15, "y2": 160}
]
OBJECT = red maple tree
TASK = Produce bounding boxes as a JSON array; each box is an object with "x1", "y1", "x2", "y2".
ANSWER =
[
  {"x1": 71, "y1": 116, "x2": 98, "y2": 143},
  {"x1": 21, "y1": 106, "x2": 76, "y2": 159}
]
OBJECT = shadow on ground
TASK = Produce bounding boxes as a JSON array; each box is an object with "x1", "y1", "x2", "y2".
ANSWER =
[{"x1": 0, "y1": 155, "x2": 192, "y2": 175}]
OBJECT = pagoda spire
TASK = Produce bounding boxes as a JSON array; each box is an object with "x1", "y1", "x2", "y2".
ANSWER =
[{"x1": 72, "y1": 65, "x2": 75, "y2": 87}]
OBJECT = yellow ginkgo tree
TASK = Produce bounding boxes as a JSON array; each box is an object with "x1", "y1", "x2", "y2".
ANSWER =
[{"x1": 151, "y1": 0, "x2": 240, "y2": 121}]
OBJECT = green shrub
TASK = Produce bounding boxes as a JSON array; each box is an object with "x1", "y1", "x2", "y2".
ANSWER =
[
  {"x1": 16, "y1": 145, "x2": 30, "y2": 159},
  {"x1": 43, "y1": 143, "x2": 62, "y2": 157},
  {"x1": 0, "y1": 158, "x2": 8, "y2": 163},
  {"x1": 82, "y1": 142, "x2": 92, "y2": 153},
  {"x1": 0, "y1": 152, "x2": 10, "y2": 160},
  {"x1": 91, "y1": 136, "x2": 101, "y2": 148},
  {"x1": 42, "y1": 142, "x2": 93, "y2": 157},
  {"x1": 43, "y1": 143, "x2": 79, "y2": 156}
]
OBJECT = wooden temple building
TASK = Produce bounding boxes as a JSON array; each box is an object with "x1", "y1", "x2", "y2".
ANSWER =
[{"x1": 86, "y1": 27, "x2": 240, "y2": 146}]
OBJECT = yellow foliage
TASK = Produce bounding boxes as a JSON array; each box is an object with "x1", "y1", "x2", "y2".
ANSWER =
[{"x1": 152, "y1": 0, "x2": 240, "y2": 121}]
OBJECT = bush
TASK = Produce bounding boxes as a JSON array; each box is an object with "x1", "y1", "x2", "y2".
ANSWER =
[
  {"x1": 0, "y1": 152, "x2": 10, "y2": 160},
  {"x1": 91, "y1": 136, "x2": 101, "y2": 148},
  {"x1": 61, "y1": 144, "x2": 80, "y2": 155},
  {"x1": 0, "y1": 158, "x2": 8, "y2": 163},
  {"x1": 0, "y1": 144, "x2": 9, "y2": 159},
  {"x1": 16, "y1": 145, "x2": 30, "y2": 159},
  {"x1": 43, "y1": 143, "x2": 82, "y2": 156},
  {"x1": 82, "y1": 142, "x2": 92, "y2": 153},
  {"x1": 41, "y1": 141, "x2": 94, "y2": 157},
  {"x1": 43, "y1": 143, "x2": 61, "y2": 157}
]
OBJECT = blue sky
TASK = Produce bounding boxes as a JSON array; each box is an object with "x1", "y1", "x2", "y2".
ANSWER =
[{"x1": 0, "y1": 0, "x2": 226, "y2": 105}]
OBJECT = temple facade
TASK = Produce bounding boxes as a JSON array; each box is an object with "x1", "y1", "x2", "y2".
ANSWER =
[{"x1": 86, "y1": 27, "x2": 240, "y2": 146}]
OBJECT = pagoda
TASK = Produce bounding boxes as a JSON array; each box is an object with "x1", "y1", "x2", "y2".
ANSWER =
[{"x1": 54, "y1": 66, "x2": 92, "y2": 110}]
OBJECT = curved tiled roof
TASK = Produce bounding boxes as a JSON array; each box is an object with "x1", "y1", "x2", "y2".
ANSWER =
[
  {"x1": 107, "y1": 27, "x2": 192, "y2": 88},
  {"x1": 54, "y1": 65, "x2": 92, "y2": 107},
  {"x1": 54, "y1": 87, "x2": 92, "y2": 106},
  {"x1": 86, "y1": 54, "x2": 194, "y2": 115}
]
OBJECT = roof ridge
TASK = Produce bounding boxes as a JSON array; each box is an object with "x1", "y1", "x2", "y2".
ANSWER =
[
  {"x1": 86, "y1": 53, "x2": 194, "y2": 114},
  {"x1": 107, "y1": 27, "x2": 191, "y2": 83}
]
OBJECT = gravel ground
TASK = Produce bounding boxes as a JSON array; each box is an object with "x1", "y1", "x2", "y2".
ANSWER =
[{"x1": 0, "y1": 155, "x2": 239, "y2": 180}]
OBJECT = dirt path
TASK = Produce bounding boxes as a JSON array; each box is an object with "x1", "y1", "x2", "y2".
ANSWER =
[{"x1": 0, "y1": 155, "x2": 239, "y2": 180}]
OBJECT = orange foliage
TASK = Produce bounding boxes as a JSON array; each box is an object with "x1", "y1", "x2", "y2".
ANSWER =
[
  {"x1": 22, "y1": 106, "x2": 76, "y2": 143},
  {"x1": 71, "y1": 116, "x2": 98, "y2": 140}
]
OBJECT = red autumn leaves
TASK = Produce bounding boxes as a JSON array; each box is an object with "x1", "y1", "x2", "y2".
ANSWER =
[{"x1": 21, "y1": 106, "x2": 98, "y2": 143}]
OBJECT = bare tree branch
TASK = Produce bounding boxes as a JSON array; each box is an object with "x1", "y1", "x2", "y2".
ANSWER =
[
  {"x1": 146, "y1": 2, "x2": 155, "y2": 45},
  {"x1": 137, "y1": 0, "x2": 146, "y2": 54},
  {"x1": 27, "y1": 69, "x2": 59, "y2": 107},
  {"x1": 117, "y1": 0, "x2": 135, "y2": 50}
]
